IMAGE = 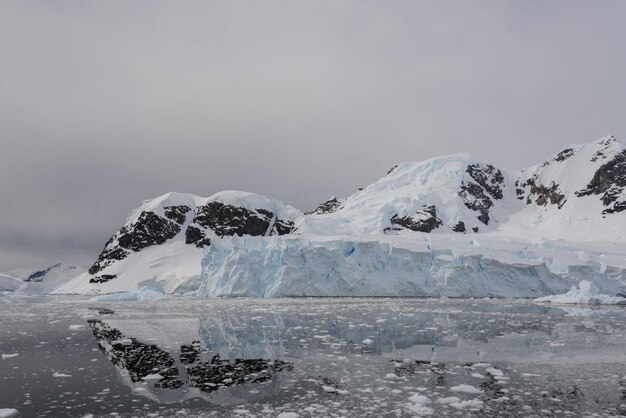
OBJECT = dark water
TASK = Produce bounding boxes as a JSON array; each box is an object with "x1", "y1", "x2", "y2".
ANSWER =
[{"x1": 2, "y1": 296, "x2": 626, "y2": 417}]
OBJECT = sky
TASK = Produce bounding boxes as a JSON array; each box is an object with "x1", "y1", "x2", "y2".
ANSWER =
[{"x1": 1, "y1": 0, "x2": 626, "y2": 270}]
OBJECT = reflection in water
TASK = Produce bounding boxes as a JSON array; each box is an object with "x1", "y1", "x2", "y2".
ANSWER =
[
  {"x1": 88, "y1": 319, "x2": 293, "y2": 404},
  {"x1": 4, "y1": 297, "x2": 626, "y2": 416}
]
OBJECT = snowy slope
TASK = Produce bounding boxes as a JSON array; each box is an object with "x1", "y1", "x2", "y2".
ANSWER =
[
  {"x1": 56, "y1": 135, "x2": 626, "y2": 298},
  {"x1": 297, "y1": 153, "x2": 518, "y2": 236},
  {"x1": 1, "y1": 263, "x2": 85, "y2": 295},
  {"x1": 0, "y1": 273, "x2": 25, "y2": 293},
  {"x1": 55, "y1": 191, "x2": 301, "y2": 295}
]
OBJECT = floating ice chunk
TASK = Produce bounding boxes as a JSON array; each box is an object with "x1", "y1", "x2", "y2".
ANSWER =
[
  {"x1": 449, "y1": 384, "x2": 483, "y2": 394},
  {"x1": 142, "y1": 373, "x2": 163, "y2": 381},
  {"x1": 69, "y1": 324, "x2": 86, "y2": 331},
  {"x1": 1, "y1": 353, "x2": 18, "y2": 360},
  {"x1": 111, "y1": 338, "x2": 133, "y2": 346},
  {"x1": 277, "y1": 413, "x2": 300, "y2": 418},
  {"x1": 407, "y1": 393, "x2": 433, "y2": 415},
  {"x1": 362, "y1": 338, "x2": 374, "y2": 345},
  {"x1": 408, "y1": 394, "x2": 431, "y2": 404},
  {"x1": 52, "y1": 372, "x2": 72, "y2": 378},
  {"x1": 535, "y1": 280, "x2": 626, "y2": 305},
  {"x1": 486, "y1": 367, "x2": 504, "y2": 377},
  {"x1": 449, "y1": 399, "x2": 484, "y2": 409},
  {"x1": 437, "y1": 396, "x2": 461, "y2": 404},
  {"x1": 0, "y1": 409, "x2": 18, "y2": 418},
  {"x1": 90, "y1": 286, "x2": 169, "y2": 302}
]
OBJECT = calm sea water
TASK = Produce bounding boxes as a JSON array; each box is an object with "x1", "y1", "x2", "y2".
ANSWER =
[{"x1": 2, "y1": 296, "x2": 626, "y2": 417}]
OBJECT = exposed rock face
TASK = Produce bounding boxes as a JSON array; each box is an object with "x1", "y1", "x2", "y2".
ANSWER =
[
  {"x1": 305, "y1": 197, "x2": 342, "y2": 215},
  {"x1": 273, "y1": 219, "x2": 296, "y2": 235},
  {"x1": 185, "y1": 225, "x2": 211, "y2": 248},
  {"x1": 89, "y1": 208, "x2": 188, "y2": 275},
  {"x1": 25, "y1": 263, "x2": 62, "y2": 282},
  {"x1": 466, "y1": 164, "x2": 504, "y2": 200},
  {"x1": 458, "y1": 164, "x2": 505, "y2": 225},
  {"x1": 576, "y1": 150, "x2": 626, "y2": 214},
  {"x1": 184, "y1": 202, "x2": 296, "y2": 248},
  {"x1": 554, "y1": 148, "x2": 575, "y2": 162},
  {"x1": 164, "y1": 205, "x2": 192, "y2": 224},
  {"x1": 452, "y1": 221, "x2": 466, "y2": 233},
  {"x1": 89, "y1": 274, "x2": 117, "y2": 284},
  {"x1": 519, "y1": 178, "x2": 567, "y2": 209},
  {"x1": 388, "y1": 205, "x2": 442, "y2": 233}
]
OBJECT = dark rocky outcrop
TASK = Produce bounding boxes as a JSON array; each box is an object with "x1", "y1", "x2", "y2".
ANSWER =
[
  {"x1": 89, "y1": 274, "x2": 117, "y2": 284},
  {"x1": 590, "y1": 136, "x2": 617, "y2": 162},
  {"x1": 185, "y1": 225, "x2": 212, "y2": 248},
  {"x1": 272, "y1": 219, "x2": 296, "y2": 235},
  {"x1": 164, "y1": 205, "x2": 191, "y2": 224},
  {"x1": 554, "y1": 148, "x2": 575, "y2": 162},
  {"x1": 116, "y1": 211, "x2": 183, "y2": 251},
  {"x1": 188, "y1": 202, "x2": 272, "y2": 238},
  {"x1": 305, "y1": 197, "x2": 342, "y2": 215},
  {"x1": 576, "y1": 149, "x2": 626, "y2": 214},
  {"x1": 184, "y1": 202, "x2": 296, "y2": 247},
  {"x1": 387, "y1": 205, "x2": 442, "y2": 233},
  {"x1": 459, "y1": 182, "x2": 493, "y2": 225},
  {"x1": 452, "y1": 221, "x2": 466, "y2": 233},
  {"x1": 458, "y1": 164, "x2": 505, "y2": 226},
  {"x1": 466, "y1": 164, "x2": 504, "y2": 200},
  {"x1": 524, "y1": 178, "x2": 566, "y2": 208},
  {"x1": 89, "y1": 211, "x2": 185, "y2": 275},
  {"x1": 25, "y1": 263, "x2": 66, "y2": 282}
]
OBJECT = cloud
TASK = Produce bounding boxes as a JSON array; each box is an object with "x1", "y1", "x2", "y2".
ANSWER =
[{"x1": 1, "y1": 0, "x2": 625, "y2": 269}]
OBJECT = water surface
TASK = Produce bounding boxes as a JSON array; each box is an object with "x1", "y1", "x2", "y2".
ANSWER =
[{"x1": 2, "y1": 297, "x2": 626, "y2": 417}]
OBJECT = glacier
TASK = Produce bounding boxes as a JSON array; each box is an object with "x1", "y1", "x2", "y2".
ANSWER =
[
  {"x1": 198, "y1": 235, "x2": 626, "y2": 298},
  {"x1": 54, "y1": 136, "x2": 626, "y2": 298}
]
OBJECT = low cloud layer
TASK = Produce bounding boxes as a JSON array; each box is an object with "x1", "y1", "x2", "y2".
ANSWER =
[{"x1": 1, "y1": 1, "x2": 625, "y2": 270}]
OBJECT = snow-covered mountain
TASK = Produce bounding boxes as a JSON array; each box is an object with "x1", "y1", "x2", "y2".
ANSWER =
[
  {"x1": 56, "y1": 135, "x2": 626, "y2": 297},
  {"x1": 2, "y1": 263, "x2": 85, "y2": 295}
]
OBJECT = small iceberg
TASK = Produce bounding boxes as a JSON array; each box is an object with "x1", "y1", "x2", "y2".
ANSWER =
[
  {"x1": 90, "y1": 286, "x2": 168, "y2": 302},
  {"x1": 535, "y1": 280, "x2": 626, "y2": 305}
]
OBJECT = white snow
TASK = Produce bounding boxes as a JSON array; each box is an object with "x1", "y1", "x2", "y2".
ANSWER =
[
  {"x1": 1, "y1": 353, "x2": 18, "y2": 360},
  {"x1": 407, "y1": 393, "x2": 433, "y2": 415},
  {"x1": 535, "y1": 280, "x2": 626, "y2": 305},
  {"x1": 0, "y1": 409, "x2": 18, "y2": 418},
  {"x1": 276, "y1": 413, "x2": 300, "y2": 418},
  {"x1": 449, "y1": 384, "x2": 483, "y2": 394},
  {"x1": 0, "y1": 274, "x2": 24, "y2": 292},
  {"x1": 2, "y1": 263, "x2": 85, "y2": 295},
  {"x1": 69, "y1": 324, "x2": 86, "y2": 331},
  {"x1": 449, "y1": 399, "x2": 484, "y2": 409}
]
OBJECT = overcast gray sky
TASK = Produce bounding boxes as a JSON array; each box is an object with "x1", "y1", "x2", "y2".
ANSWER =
[{"x1": 1, "y1": 0, "x2": 625, "y2": 270}]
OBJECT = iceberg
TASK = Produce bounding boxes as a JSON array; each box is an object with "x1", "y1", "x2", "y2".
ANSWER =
[
  {"x1": 90, "y1": 286, "x2": 169, "y2": 302},
  {"x1": 535, "y1": 280, "x2": 626, "y2": 305}
]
